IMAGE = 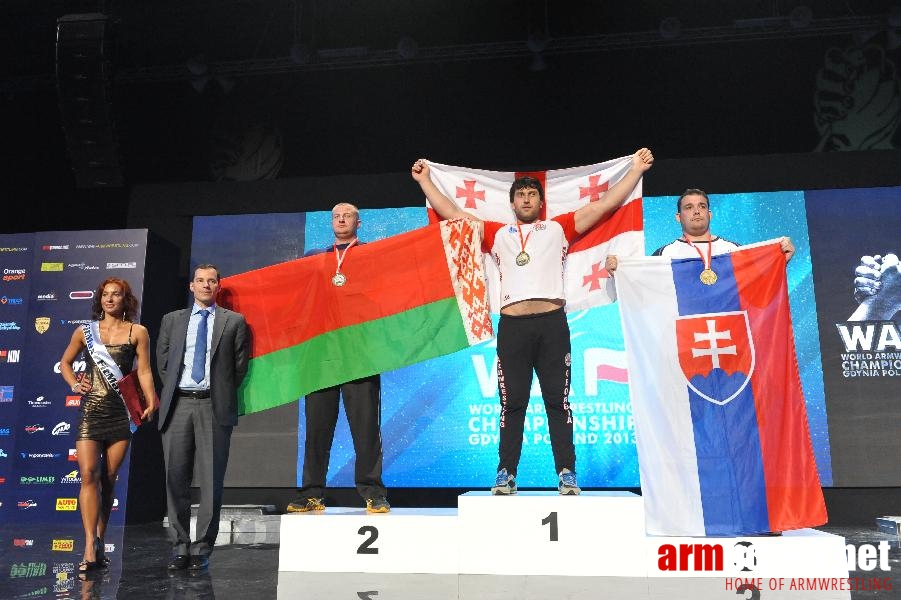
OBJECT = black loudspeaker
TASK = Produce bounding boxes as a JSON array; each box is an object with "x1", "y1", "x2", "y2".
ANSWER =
[{"x1": 56, "y1": 13, "x2": 123, "y2": 187}]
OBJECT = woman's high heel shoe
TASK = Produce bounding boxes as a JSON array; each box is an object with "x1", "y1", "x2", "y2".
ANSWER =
[
  {"x1": 94, "y1": 537, "x2": 110, "y2": 566},
  {"x1": 78, "y1": 558, "x2": 102, "y2": 573}
]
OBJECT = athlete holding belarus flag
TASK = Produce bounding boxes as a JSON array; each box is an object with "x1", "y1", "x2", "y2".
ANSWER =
[{"x1": 411, "y1": 148, "x2": 653, "y2": 496}]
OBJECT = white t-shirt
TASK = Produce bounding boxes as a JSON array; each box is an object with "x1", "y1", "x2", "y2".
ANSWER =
[
  {"x1": 652, "y1": 236, "x2": 739, "y2": 259},
  {"x1": 482, "y1": 213, "x2": 578, "y2": 309}
]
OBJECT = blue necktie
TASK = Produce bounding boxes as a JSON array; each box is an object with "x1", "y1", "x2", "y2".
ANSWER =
[{"x1": 191, "y1": 309, "x2": 210, "y2": 384}]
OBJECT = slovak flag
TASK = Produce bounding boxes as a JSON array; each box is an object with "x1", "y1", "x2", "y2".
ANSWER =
[
  {"x1": 425, "y1": 156, "x2": 643, "y2": 313},
  {"x1": 614, "y1": 241, "x2": 827, "y2": 536}
]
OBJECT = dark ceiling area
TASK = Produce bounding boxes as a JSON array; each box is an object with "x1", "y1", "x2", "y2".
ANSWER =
[{"x1": 2, "y1": 1, "x2": 901, "y2": 232}]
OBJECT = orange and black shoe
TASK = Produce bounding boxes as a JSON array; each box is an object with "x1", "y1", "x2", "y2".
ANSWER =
[
  {"x1": 366, "y1": 497, "x2": 391, "y2": 513},
  {"x1": 286, "y1": 497, "x2": 325, "y2": 513}
]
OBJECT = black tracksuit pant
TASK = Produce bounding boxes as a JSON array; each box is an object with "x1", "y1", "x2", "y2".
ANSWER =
[
  {"x1": 298, "y1": 374, "x2": 387, "y2": 500},
  {"x1": 495, "y1": 308, "x2": 575, "y2": 476}
]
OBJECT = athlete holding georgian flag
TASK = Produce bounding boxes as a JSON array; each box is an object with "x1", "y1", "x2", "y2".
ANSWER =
[{"x1": 412, "y1": 148, "x2": 653, "y2": 496}]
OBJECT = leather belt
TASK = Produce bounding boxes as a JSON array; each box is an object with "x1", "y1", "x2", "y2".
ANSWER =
[{"x1": 177, "y1": 388, "x2": 211, "y2": 399}]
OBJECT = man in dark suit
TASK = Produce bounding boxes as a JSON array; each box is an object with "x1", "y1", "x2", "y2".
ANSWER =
[{"x1": 156, "y1": 263, "x2": 249, "y2": 571}]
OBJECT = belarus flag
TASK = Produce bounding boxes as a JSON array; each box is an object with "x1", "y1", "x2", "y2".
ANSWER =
[
  {"x1": 614, "y1": 241, "x2": 827, "y2": 536},
  {"x1": 425, "y1": 156, "x2": 643, "y2": 312},
  {"x1": 220, "y1": 219, "x2": 493, "y2": 415}
]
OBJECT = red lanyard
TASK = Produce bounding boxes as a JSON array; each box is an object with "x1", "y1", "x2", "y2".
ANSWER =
[
  {"x1": 683, "y1": 234, "x2": 712, "y2": 270},
  {"x1": 516, "y1": 223, "x2": 534, "y2": 255},
  {"x1": 333, "y1": 239, "x2": 358, "y2": 274}
]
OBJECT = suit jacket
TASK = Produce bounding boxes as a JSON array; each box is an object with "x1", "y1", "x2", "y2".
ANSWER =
[{"x1": 156, "y1": 305, "x2": 249, "y2": 430}]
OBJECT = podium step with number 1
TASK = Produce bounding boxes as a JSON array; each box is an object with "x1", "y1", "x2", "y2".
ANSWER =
[{"x1": 458, "y1": 491, "x2": 647, "y2": 576}]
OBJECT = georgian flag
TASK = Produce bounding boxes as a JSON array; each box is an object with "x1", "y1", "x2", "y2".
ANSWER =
[{"x1": 425, "y1": 156, "x2": 643, "y2": 313}]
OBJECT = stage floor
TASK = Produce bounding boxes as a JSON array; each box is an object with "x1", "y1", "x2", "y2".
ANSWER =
[{"x1": 2, "y1": 522, "x2": 898, "y2": 599}]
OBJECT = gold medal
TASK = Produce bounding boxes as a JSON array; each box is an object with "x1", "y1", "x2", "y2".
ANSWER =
[
  {"x1": 332, "y1": 273, "x2": 347, "y2": 287},
  {"x1": 699, "y1": 268, "x2": 717, "y2": 285},
  {"x1": 515, "y1": 251, "x2": 530, "y2": 266}
]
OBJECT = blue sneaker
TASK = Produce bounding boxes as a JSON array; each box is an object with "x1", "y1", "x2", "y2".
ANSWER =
[
  {"x1": 558, "y1": 468, "x2": 581, "y2": 495},
  {"x1": 491, "y1": 468, "x2": 516, "y2": 495}
]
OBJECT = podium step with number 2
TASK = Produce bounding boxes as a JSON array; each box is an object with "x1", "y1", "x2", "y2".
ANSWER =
[{"x1": 278, "y1": 507, "x2": 459, "y2": 574}]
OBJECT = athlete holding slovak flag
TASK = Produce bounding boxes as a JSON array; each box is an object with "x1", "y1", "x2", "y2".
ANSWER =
[{"x1": 610, "y1": 188, "x2": 826, "y2": 537}]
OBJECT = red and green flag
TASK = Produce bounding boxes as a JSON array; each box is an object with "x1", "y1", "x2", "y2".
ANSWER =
[{"x1": 220, "y1": 219, "x2": 492, "y2": 415}]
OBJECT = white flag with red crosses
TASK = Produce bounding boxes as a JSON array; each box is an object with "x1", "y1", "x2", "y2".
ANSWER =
[{"x1": 425, "y1": 155, "x2": 644, "y2": 313}]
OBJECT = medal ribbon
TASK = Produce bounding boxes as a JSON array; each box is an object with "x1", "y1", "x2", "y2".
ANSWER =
[
  {"x1": 516, "y1": 223, "x2": 535, "y2": 257},
  {"x1": 683, "y1": 234, "x2": 713, "y2": 271},
  {"x1": 333, "y1": 239, "x2": 358, "y2": 275}
]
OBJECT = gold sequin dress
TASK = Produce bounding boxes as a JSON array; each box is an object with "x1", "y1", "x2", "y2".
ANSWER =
[{"x1": 77, "y1": 327, "x2": 136, "y2": 442}]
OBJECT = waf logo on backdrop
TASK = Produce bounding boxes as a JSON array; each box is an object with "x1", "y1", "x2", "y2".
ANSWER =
[
  {"x1": 675, "y1": 311, "x2": 755, "y2": 406},
  {"x1": 835, "y1": 321, "x2": 901, "y2": 378},
  {"x1": 65, "y1": 396, "x2": 81, "y2": 407},
  {"x1": 55, "y1": 498, "x2": 77, "y2": 511},
  {"x1": 34, "y1": 317, "x2": 50, "y2": 334},
  {"x1": 69, "y1": 290, "x2": 94, "y2": 300}
]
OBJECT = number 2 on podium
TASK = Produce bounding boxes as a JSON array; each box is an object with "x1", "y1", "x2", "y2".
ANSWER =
[{"x1": 357, "y1": 525, "x2": 379, "y2": 554}]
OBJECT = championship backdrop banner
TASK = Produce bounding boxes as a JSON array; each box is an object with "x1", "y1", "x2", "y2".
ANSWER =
[
  {"x1": 805, "y1": 187, "x2": 901, "y2": 486},
  {"x1": 193, "y1": 188, "x2": 832, "y2": 489},
  {"x1": 0, "y1": 230, "x2": 147, "y2": 592}
]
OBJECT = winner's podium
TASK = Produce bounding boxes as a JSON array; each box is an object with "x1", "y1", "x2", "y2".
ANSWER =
[
  {"x1": 279, "y1": 491, "x2": 647, "y2": 576},
  {"x1": 278, "y1": 490, "x2": 849, "y2": 583},
  {"x1": 458, "y1": 491, "x2": 646, "y2": 576}
]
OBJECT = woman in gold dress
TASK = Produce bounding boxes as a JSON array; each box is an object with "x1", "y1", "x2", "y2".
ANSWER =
[{"x1": 60, "y1": 277, "x2": 159, "y2": 574}]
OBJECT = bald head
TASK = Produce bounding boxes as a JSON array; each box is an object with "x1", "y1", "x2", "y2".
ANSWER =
[{"x1": 332, "y1": 203, "x2": 361, "y2": 243}]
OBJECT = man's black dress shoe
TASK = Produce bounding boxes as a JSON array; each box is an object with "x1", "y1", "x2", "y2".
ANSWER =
[
  {"x1": 189, "y1": 555, "x2": 209, "y2": 571},
  {"x1": 167, "y1": 555, "x2": 190, "y2": 570}
]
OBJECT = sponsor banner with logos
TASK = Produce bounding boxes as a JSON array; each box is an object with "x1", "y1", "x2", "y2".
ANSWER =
[
  {"x1": 0, "y1": 233, "x2": 32, "y2": 512},
  {"x1": 0, "y1": 230, "x2": 146, "y2": 533},
  {"x1": 2, "y1": 527, "x2": 125, "y2": 593}
]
